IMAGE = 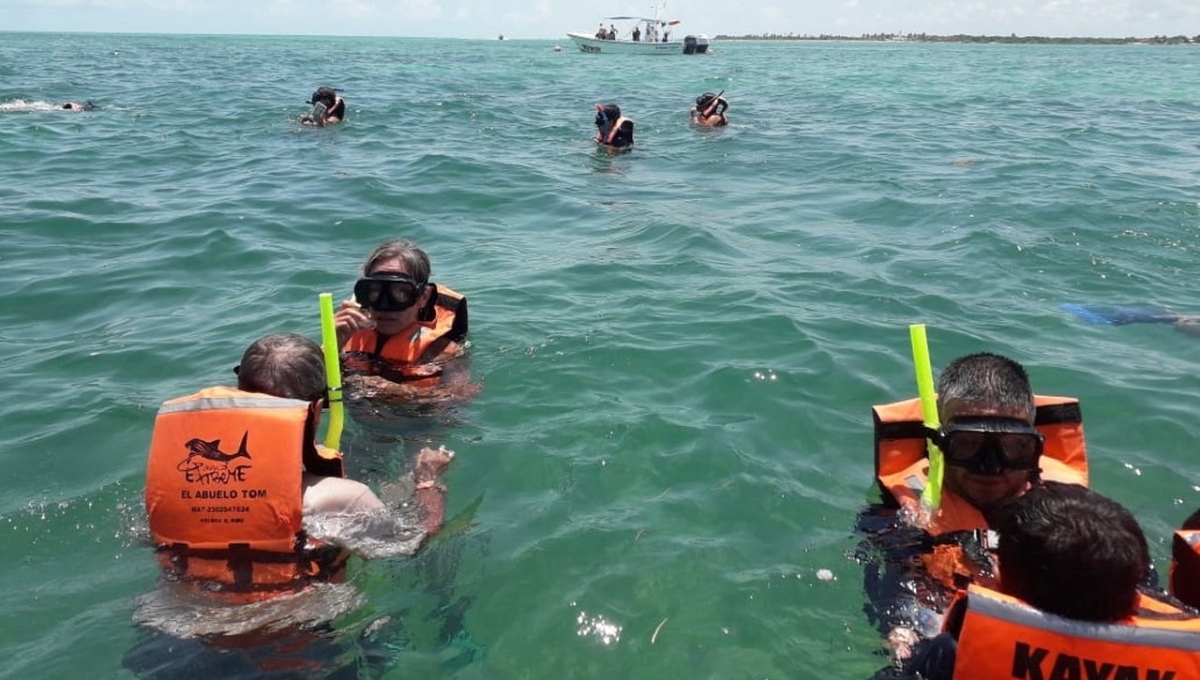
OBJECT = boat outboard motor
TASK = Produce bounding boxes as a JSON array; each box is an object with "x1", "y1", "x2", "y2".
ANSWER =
[{"x1": 684, "y1": 34, "x2": 709, "y2": 54}]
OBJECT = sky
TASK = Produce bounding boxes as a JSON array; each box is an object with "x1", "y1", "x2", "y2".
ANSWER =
[{"x1": 3, "y1": 0, "x2": 1199, "y2": 40}]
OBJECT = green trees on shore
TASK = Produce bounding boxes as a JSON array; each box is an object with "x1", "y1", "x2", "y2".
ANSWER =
[{"x1": 714, "y1": 33, "x2": 1196, "y2": 45}]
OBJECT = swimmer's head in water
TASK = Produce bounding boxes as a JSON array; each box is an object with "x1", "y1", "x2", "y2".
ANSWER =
[
  {"x1": 594, "y1": 103, "x2": 621, "y2": 127},
  {"x1": 308, "y1": 87, "x2": 338, "y2": 108},
  {"x1": 695, "y1": 93, "x2": 717, "y2": 110}
]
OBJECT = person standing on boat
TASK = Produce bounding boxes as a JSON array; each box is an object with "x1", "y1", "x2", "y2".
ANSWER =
[
  {"x1": 608, "y1": 24, "x2": 618, "y2": 40},
  {"x1": 595, "y1": 23, "x2": 606, "y2": 39},
  {"x1": 594, "y1": 103, "x2": 634, "y2": 150},
  {"x1": 632, "y1": 25, "x2": 641, "y2": 41}
]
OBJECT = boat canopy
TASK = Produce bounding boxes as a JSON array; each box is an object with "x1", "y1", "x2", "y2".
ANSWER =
[{"x1": 603, "y1": 16, "x2": 681, "y2": 24}]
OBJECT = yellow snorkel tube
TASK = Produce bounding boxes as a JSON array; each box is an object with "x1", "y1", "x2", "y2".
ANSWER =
[
  {"x1": 910, "y1": 324, "x2": 943, "y2": 515},
  {"x1": 319, "y1": 293, "x2": 345, "y2": 451}
]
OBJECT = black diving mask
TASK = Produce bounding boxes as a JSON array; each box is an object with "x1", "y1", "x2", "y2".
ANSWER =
[
  {"x1": 353, "y1": 273, "x2": 426, "y2": 312},
  {"x1": 925, "y1": 417, "x2": 1044, "y2": 475}
]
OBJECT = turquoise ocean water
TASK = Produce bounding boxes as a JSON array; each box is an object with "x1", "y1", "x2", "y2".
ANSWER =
[{"x1": 2, "y1": 32, "x2": 1199, "y2": 679}]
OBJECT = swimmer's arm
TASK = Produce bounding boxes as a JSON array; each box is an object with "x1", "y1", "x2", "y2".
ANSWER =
[
  {"x1": 856, "y1": 505, "x2": 943, "y2": 661},
  {"x1": 412, "y1": 446, "x2": 454, "y2": 536}
]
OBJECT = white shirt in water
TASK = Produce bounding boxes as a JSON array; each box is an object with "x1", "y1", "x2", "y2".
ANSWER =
[
  {"x1": 302, "y1": 473, "x2": 387, "y2": 515},
  {"x1": 301, "y1": 473, "x2": 428, "y2": 559}
]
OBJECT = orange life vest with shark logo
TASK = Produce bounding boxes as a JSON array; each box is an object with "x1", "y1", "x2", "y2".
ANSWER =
[
  {"x1": 948, "y1": 584, "x2": 1200, "y2": 680},
  {"x1": 145, "y1": 386, "x2": 346, "y2": 599},
  {"x1": 1171, "y1": 529, "x2": 1200, "y2": 610},
  {"x1": 872, "y1": 395, "x2": 1089, "y2": 587},
  {"x1": 341, "y1": 284, "x2": 468, "y2": 383}
]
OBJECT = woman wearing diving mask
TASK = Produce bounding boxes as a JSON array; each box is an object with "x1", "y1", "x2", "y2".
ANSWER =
[
  {"x1": 593, "y1": 103, "x2": 634, "y2": 150},
  {"x1": 334, "y1": 239, "x2": 469, "y2": 395}
]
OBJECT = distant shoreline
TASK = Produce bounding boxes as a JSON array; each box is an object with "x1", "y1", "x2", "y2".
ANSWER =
[{"x1": 713, "y1": 33, "x2": 1196, "y2": 45}]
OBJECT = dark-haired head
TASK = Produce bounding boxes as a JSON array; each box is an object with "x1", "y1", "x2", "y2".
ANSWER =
[
  {"x1": 938, "y1": 352, "x2": 1035, "y2": 424},
  {"x1": 992, "y1": 482, "x2": 1148, "y2": 621},
  {"x1": 308, "y1": 87, "x2": 338, "y2": 107},
  {"x1": 595, "y1": 103, "x2": 621, "y2": 119}
]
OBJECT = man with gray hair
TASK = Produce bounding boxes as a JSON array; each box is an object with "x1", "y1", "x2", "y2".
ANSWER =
[
  {"x1": 145, "y1": 332, "x2": 453, "y2": 604},
  {"x1": 862, "y1": 352, "x2": 1089, "y2": 668}
]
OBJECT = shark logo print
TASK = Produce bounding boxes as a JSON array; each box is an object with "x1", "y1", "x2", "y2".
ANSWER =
[{"x1": 176, "y1": 431, "x2": 253, "y2": 484}]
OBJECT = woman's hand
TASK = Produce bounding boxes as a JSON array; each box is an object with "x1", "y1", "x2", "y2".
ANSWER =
[{"x1": 334, "y1": 299, "x2": 375, "y2": 347}]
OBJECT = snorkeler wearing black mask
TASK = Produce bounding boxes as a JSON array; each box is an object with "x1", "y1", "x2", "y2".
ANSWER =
[
  {"x1": 593, "y1": 103, "x2": 634, "y2": 149},
  {"x1": 301, "y1": 87, "x2": 346, "y2": 126}
]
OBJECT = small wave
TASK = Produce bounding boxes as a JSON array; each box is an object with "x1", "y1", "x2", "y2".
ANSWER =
[
  {"x1": 132, "y1": 581, "x2": 366, "y2": 638},
  {"x1": 0, "y1": 99, "x2": 94, "y2": 113}
]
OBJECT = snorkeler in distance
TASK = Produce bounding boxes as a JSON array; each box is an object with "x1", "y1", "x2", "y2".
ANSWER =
[
  {"x1": 593, "y1": 103, "x2": 634, "y2": 150},
  {"x1": 691, "y1": 91, "x2": 728, "y2": 127},
  {"x1": 62, "y1": 101, "x2": 95, "y2": 111},
  {"x1": 1061, "y1": 303, "x2": 1200, "y2": 337},
  {"x1": 301, "y1": 87, "x2": 345, "y2": 126}
]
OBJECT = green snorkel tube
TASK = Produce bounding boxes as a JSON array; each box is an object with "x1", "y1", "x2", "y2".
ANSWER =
[
  {"x1": 319, "y1": 293, "x2": 345, "y2": 451},
  {"x1": 910, "y1": 324, "x2": 943, "y2": 515}
]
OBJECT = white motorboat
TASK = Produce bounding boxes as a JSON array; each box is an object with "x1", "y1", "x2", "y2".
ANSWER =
[{"x1": 568, "y1": 6, "x2": 708, "y2": 55}]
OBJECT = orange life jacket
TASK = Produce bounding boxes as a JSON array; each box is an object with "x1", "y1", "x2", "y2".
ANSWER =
[
  {"x1": 145, "y1": 386, "x2": 346, "y2": 599},
  {"x1": 1171, "y1": 529, "x2": 1200, "y2": 610},
  {"x1": 341, "y1": 284, "x2": 467, "y2": 383},
  {"x1": 949, "y1": 584, "x2": 1200, "y2": 680},
  {"x1": 596, "y1": 116, "x2": 633, "y2": 146},
  {"x1": 872, "y1": 396, "x2": 1089, "y2": 586}
]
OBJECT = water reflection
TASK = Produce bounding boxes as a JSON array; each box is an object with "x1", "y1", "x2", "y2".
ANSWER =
[{"x1": 125, "y1": 583, "x2": 382, "y2": 679}]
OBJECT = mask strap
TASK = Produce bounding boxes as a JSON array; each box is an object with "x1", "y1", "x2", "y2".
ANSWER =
[{"x1": 418, "y1": 283, "x2": 438, "y2": 322}]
